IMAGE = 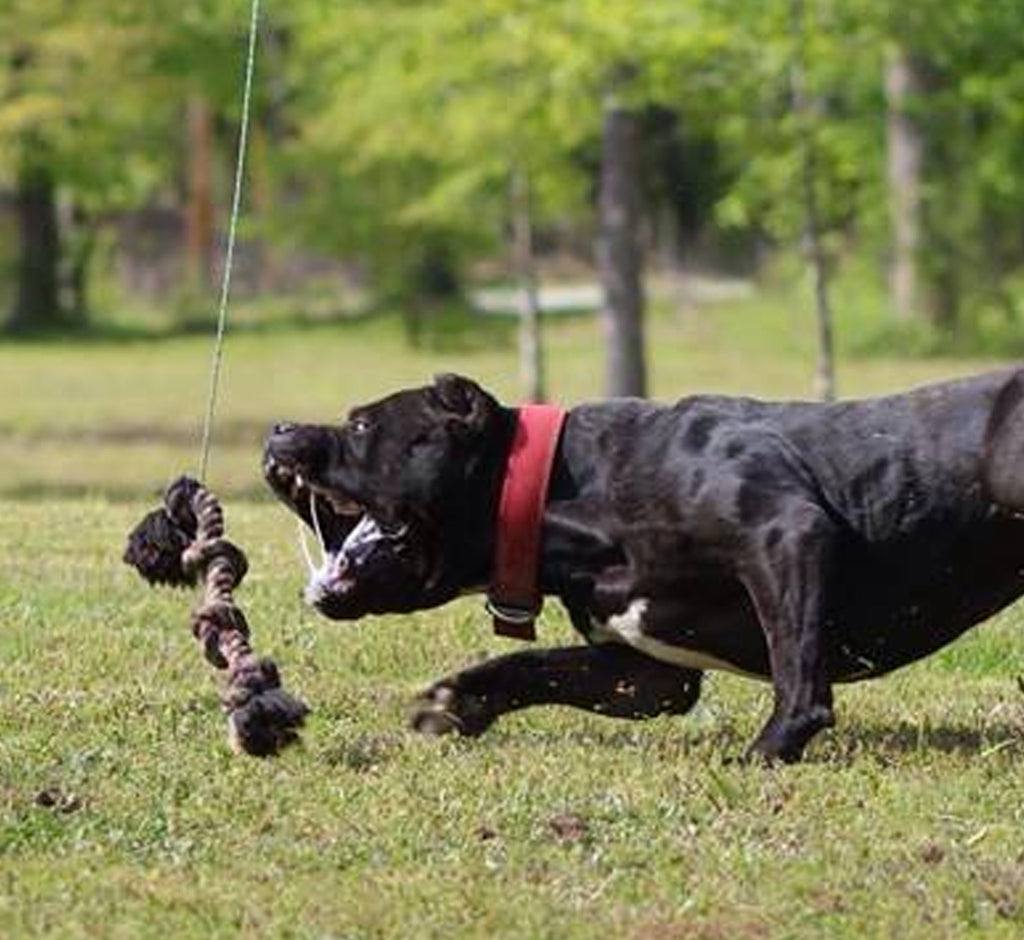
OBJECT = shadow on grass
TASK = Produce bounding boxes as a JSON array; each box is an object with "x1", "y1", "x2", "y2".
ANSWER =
[
  {"x1": 438, "y1": 714, "x2": 1024, "y2": 763},
  {"x1": 546, "y1": 718, "x2": 1024, "y2": 765},
  {"x1": 823, "y1": 718, "x2": 1024, "y2": 762}
]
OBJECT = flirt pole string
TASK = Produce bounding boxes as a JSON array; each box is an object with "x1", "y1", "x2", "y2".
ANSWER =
[{"x1": 197, "y1": 0, "x2": 262, "y2": 482}]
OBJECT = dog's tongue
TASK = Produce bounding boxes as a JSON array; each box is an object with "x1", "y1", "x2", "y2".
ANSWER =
[
  {"x1": 336, "y1": 514, "x2": 388, "y2": 569},
  {"x1": 304, "y1": 514, "x2": 392, "y2": 603}
]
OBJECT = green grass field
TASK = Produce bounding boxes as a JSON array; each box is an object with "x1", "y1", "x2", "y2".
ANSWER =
[{"x1": 3, "y1": 288, "x2": 1024, "y2": 938}]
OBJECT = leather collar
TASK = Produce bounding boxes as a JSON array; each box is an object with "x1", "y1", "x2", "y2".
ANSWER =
[{"x1": 486, "y1": 404, "x2": 567, "y2": 640}]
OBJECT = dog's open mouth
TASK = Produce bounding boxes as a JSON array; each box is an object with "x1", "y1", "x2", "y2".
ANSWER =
[{"x1": 264, "y1": 455, "x2": 409, "y2": 609}]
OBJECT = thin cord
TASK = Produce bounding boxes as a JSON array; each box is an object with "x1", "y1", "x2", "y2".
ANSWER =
[{"x1": 197, "y1": 0, "x2": 262, "y2": 482}]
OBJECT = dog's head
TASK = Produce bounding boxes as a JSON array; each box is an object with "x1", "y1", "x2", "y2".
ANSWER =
[{"x1": 263, "y1": 374, "x2": 509, "y2": 619}]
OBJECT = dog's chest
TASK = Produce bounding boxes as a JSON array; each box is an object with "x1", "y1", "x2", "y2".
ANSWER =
[{"x1": 586, "y1": 597, "x2": 761, "y2": 678}]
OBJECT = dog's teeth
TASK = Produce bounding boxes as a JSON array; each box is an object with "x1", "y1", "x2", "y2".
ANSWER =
[{"x1": 295, "y1": 473, "x2": 305, "y2": 488}]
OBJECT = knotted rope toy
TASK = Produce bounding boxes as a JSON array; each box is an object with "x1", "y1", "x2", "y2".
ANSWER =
[{"x1": 123, "y1": 475, "x2": 309, "y2": 756}]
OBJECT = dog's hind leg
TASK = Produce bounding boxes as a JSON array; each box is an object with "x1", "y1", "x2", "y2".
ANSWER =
[
  {"x1": 984, "y1": 369, "x2": 1024, "y2": 511},
  {"x1": 410, "y1": 645, "x2": 702, "y2": 736}
]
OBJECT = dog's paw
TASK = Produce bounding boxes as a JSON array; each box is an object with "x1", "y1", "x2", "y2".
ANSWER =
[{"x1": 409, "y1": 683, "x2": 493, "y2": 737}]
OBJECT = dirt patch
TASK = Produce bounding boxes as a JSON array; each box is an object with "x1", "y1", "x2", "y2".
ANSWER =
[
  {"x1": 547, "y1": 811, "x2": 589, "y2": 843},
  {"x1": 34, "y1": 787, "x2": 82, "y2": 814}
]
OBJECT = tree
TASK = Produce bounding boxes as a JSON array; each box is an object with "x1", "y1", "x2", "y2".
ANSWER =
[
  {"x1": 0, "y1": 0, "x2": 268, "y2": 331},
  {"x1": 790, "y1": 0, "x2": 836, "y2": 402},
  {"x1": 1, "y1": 4, "x2": 68, "y2": 331},
  {"x1": 0, "y1": 0, "x2": 176, "y2": 329},
  {"x1": 282, "y1": 0, "x2": 727, "y2": 396},
  {"x1": 510, "y1": 167, "x2": 546, "y2": 403},
  {"x1": 874, "y1": 0, "x2": 1024, "y2": 334},
  {"x1": 884, "y1": 45, "x2": 925, "y2": 323},
  {"x1": 710, "y1": 0, "x2": 879, "y2": 398},
  {"x1": 599, "y1": 91, "x2": 647, "y2": 398},
  {"x1": 9, "y1": 156, "x2": 61, "y2": 332},
  {"x1": 186, "y1": 94, "x2": 217, "y2": 292},
  {"x1": 144, "y1": 0, "x2": 276, "y2": 307}
]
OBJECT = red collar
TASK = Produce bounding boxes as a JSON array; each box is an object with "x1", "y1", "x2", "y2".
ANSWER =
[{"x1": 487, "y1": 404, "x2": 567, "y2": 640}]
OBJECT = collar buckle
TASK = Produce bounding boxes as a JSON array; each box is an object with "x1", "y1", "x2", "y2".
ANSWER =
[{"x1": 485, "y1": 597, "x2": 538, "y2": 641}]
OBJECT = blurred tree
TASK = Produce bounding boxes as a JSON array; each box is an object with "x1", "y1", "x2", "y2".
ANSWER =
[
  {"x1": 146, "y1": 0, "x2": 272, "y2": 306},
  {"x1": 1, "y1": 1, "x2": 77, "y2": 331},
  {"x1": 711, "y1": 0, "x2": 873, "y2": 398},
  {"x1": 510, "y1": 167, "x2": 545, "y2": 402},
  {"x1": 283, "y1": 0, "x2": 725, "y2": 393},
  {"x1": 9, "y1": 154, "x2": 61, "y2": 332},
  {"x1": 0, "y1": 0, "x2": 175, "y2": 330},
  {"x1": 186, "y1": 94, "x2": 217, "y2": 292},
  {"x1": 599, "y1": 89, "x2": 647, "y2": 397},
  {"x1": 875, "y1": 0, "x2": 1024, "y2": 332},
  {"x1": 5, "y1": 0, "x2": 1024, "y2": 359},
  {"x1": 282, "y1": 0, "x2": 592, "y2": 332},
  {"x1": 0, "y1": 0, "x2": 262, "y2": 331},
  {"x1": 884, "y1": 45, "x2": 925, "y2": 323}
]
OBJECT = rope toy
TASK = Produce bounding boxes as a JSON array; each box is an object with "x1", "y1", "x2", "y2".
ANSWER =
[{"x1": 124, "y1": 475, "x2": 309, "y2": 756}]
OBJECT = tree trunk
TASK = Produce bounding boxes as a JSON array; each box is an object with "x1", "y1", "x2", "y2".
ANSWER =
[
  {"x1": 885, "y1": 46, "x2": 925, "y2": 322},
  {"x1": 598, "y1": 94, "x2": 647, "y2": 399},
  {"x1": 186, "y1": 94, "x2": 216, "y2": 291},
  {"x1": 61, "y1": 200, "x2": 95, "y2": 324},
  {"x1": 803, "y1": 160, "x2": 836, "y2": 403},
  {"x1": 791, "y1": 0, "x2": 836, "y2": 402},
  {"x1": 250, "y1": 120, "x2": 277, "y2": 293},
  {"x1": 921, "y1": 146, "x2": 961, "y2": 333},
  {"x1": 7, "y1": 160, "x2": 62, "y2": 332},
  {"x1": 511, "y1": 168, "x2": 546, "y2": 403}
]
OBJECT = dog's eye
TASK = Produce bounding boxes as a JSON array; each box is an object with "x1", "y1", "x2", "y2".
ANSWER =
[{"x1": 349, "y1": 417, "x2": 371, "y2": 436}]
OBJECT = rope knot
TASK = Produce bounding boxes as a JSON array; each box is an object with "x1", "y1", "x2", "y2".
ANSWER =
[
  {"x1": 182, "y1": 537, "x2": 249, "y2": 586},
  {"x1": 124, "y1": 475, "x2": 307, "y2": 756}
]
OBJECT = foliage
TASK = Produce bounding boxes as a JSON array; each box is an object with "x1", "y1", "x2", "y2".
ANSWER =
[
  {"x1": 276, "y1": 0, "x2": 731, "y2": 293},
  {"x1": 1, "y1": 1, "x2": 157, "y2": 209},
  {"x1": 3, "y1": 0, "x2": 1024, "y2": 340},
  {"x1": 709, "y1": 0, "x2": 880, "y2": 247}
]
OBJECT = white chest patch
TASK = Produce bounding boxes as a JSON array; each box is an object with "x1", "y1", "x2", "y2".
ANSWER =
[{"x1": 590, "y1": 598, "x2": 762, "y2": 679}]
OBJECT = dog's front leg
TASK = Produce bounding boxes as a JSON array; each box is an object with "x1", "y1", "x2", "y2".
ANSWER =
[
  {"x1": 411, "y1": 645, "x2": 702, "y2": 736},
  {"x1": 740, "y1": 503, "x2": 836, "y2": 763}
]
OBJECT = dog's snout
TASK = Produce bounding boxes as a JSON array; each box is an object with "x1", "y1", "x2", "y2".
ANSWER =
[{"x1": 264, "y1": 421, "x2": 334, "y2": 480}]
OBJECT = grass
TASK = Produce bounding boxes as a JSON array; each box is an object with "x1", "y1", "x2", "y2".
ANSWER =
[
  {"x1": 0, "y1": 280, "x2": 1009, "y2": 502},
  {"x1": 3, "y1": 282, "x2": 1024, "y2": 938}
]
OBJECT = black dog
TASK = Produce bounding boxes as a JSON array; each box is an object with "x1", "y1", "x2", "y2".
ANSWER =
[{"x1": 263, "y1": 369, "x2": 1024, "y2": 762}]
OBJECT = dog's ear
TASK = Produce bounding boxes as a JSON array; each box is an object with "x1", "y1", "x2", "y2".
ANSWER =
[{"x1": 430, "y1": 373, "x2": 496, "y2": 430}]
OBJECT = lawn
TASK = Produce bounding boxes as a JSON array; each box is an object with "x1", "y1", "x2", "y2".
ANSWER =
[{"x1": 2, "y1": 286, "x2": 1024, "y2": 938}]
